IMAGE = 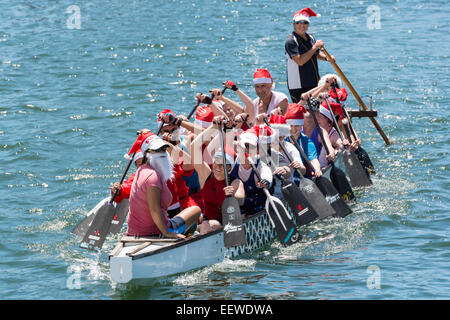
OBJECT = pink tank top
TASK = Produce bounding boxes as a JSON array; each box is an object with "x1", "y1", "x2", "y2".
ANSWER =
[{"x1": 127, "y1": 164, "x2": 172, "y2": 236}]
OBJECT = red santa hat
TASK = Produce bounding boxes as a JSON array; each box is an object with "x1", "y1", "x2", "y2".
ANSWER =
[
  {"x1": 239, "y1": 128, "x2": 259, "y2": 148},
  {"x1": 293, "y1": 8, "x2": 320, "y2": 23},
  {"x1": 124, "y1": 131, "x2": 154, "y2": 160},
  {"x1": 253, "y1": 68, "x2": 273, "y2": 85},
  {"x1": 269, "y1": 114, "x2": 291, "y2": 137},
  {"x1": 321, "y1": 99, "x2": 343, "y2": 120},
  {"x1": 194, "y1": 105, "x2": 214, "y2": 128},
  {"x1": 329, "y1": 87, "x2": 348, "y2": 106},
  {"x1": 213, "y1": 144, "x2": 237, "y2": 166},
  {"x1": 285, "y1": 103, "x2": 305, "y2": 126},
  {"x1": 254, "y1": 124, "x2": 276, "y2": 144},
  {"x1": 141, "y1": 133, "x2": 171, "y2": 153},
  {"x1": 319, "y1": 101, "x2": 334, "y2": 122}
]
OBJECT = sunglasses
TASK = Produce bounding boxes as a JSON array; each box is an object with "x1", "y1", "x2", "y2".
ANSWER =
[{"x1": 294, "y1": 21, "x2": 309, "y2": 25}]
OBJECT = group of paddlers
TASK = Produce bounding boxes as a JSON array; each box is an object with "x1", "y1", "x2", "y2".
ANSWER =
[
  {"x1": 109, "y1": 67, "x2": 363, "y2": 240},
  {"x1": 105, "y1": 7, "x2": 374, "y2": 241}
]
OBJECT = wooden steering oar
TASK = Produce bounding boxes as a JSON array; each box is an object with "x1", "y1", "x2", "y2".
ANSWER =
[{"x1": 321, "y1": 47, "x2": 392, "y2": 146}]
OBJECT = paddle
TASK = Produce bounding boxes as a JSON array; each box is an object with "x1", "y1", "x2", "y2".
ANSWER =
[
  {"x1": 331, "y1": 84, "x2": 376, "y2": 176},
  {"x1": 341, "y1": 118, "x2": 372, "y2": 188},
  {"x1": 307, "y1": 98, "x2": 356, "y2": 203},
  {"x1": 242, "y1": 147, "x2": 301, "y2": 246},
  {"x1": 258, "y1": 143, "x2": 319, "y2": 226},
  {"x1": 263, "y1": 119, "x2": 336, "y2": 220},
  {"x1": 80, "y1": 151, "x2": 136, "y2": 251},
  {"x1": 321, "y1": 47, "x2": 392, "y2": 146},
  {"x1": 275, "y1": 173, "x2": 319, "y2": 226},
  {"x1": 71, "y1": 197, "x2": 109, "y2": 237},
  {"x1": 107, "y1": 198, "x2": 129, "y2": 234},
  {"x1": 218, "y1": 121, "x2": 246, "y2": 248},
  {"x1": 323, "y1": 98, "x2": 371, "y2": 191},
  {"x1": 314, "y1": 98, "x2": 356, "y2": 202},
  {"x1": 304, "y1": 99, "x2": 353, "y2": 217}
]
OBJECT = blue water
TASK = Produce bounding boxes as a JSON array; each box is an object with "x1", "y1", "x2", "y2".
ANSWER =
[{"x1": 1, "y1": 0, "x2": 449, "y2": 300}]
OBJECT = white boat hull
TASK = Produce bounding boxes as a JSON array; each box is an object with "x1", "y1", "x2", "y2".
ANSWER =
[{"x1": 109, "y1": 210, "x2": 276, "y2": 283}]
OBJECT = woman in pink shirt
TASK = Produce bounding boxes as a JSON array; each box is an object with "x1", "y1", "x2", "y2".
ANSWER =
[{"x1": 126, "y1": 134, "x2": 200, "y2": 239}]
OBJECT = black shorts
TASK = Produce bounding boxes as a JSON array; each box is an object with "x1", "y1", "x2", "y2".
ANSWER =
[{"x1": 289, "y1": 87, "x2": 316, "y2": 103}]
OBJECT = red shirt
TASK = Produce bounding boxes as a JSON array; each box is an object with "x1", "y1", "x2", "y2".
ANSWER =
[
  {"x1": 111, "y1": 172, "x2": 135, "y2": 203},
  {"x1": 201, "y1": 174, "x2": 227, "y2": 221}
]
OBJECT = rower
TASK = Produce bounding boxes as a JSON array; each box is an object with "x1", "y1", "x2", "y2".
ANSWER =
[
  {"x1": 219, "y1": 69, "x2": 289, "y2": 124},
  {"x1": 189, "y1": 117, "x2": 245, "y2": 234},
  {"x1": 317, "y1": 99, "x2": 346, "y2": 151},
  {"x1": 109, "y1": 130, "x2": 154, "y2": 203},
  {"x1": 126, "y1": 133, "x2": 200, "y2": 239},
  {"x1": 200, "y1": 147, "x2": 245, "y2": 234},
  {"x1": 267, "y1": 114, "x2": 306, "y2": 177},
  {"x1": 230, "y1": 128, "x2": 273, "y2": 217},
  {"x1": 300, "y1": 97, "x2": 337, "y2": 170},
  {"x1": 284, "y1": 102, "x2": 323, "y2": 181},
  {"x1": 158, "y1": 108, "x2": 207, "y2": 215}
]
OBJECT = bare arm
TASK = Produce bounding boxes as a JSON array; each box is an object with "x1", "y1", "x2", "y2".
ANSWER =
[
  {"x1": 231, "y1": 179, "x2": 245, "y2": 206},
  {"x1": 146, "y1": 186, "x2": 184, "y2": 238},
  {"x1": 291, "y1": 40, "x2": 323, "y2": 67}
]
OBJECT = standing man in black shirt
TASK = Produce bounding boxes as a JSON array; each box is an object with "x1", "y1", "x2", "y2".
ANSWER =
[{"x1": 285, "y1": 8, "x2": 335, "y2": 103}]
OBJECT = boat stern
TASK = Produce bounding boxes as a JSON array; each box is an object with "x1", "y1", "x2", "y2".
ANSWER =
[{"x1": 110, "y1": 255, "x2": 133, "y2": 284}]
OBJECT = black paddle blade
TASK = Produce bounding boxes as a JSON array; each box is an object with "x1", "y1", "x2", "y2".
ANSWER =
[
  {"x1": 265, "y1": 196, "x2": 302, "y2": 246},
  {"x1": 355, "y1": 147, "x2": 376, "y2": 175},
  {"x1": 329, "y1": 164, "x2": 356, "y2": 203},
  {"x1": 280, "y1": 179, "x2": 319, "y2": 226},
  {"x1": 298, "y1": 177, "x2": 336, "y2": 219},
  {"x1": 71, "y1": 198, "x2": 109, "y2": 237},
  {"x1": 342, "y1": 150, "x2": 373, "y2": 188},
  {"x1": 108, "y1": 199, "x2": 130, "y2": 235},
  {"x1": 222, "y1": 196, "x2": 246, "y2": 248},
  {"x1": 314, "y1": 176, "x2": 353, "y2": 218},
  {"x1": 80, "y1": 202, "x2": 116, "y2": 251},
  {"x1": 72, "y1": 213, "x2": 95, "y2": 238}
]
